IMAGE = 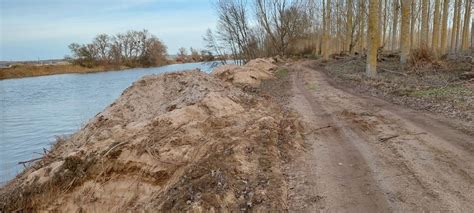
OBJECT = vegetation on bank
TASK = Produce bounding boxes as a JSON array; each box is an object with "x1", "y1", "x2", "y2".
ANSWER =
[
  {"x1": 67, "y1": 29, "x2": 169, "y2": 68},
  {"x1": 0, "y1": 64, "x2": 120, "y2": 80},
  {"x1": 175, "y1": 47, "x2": 218, "y2": 63}
]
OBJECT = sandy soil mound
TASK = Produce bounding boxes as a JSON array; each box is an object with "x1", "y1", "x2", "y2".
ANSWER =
[
  {"x1": 212, "y1": 58, "x2": 278, "y2": 88},
  {"x1": 0, "y1": 69, "x2": 303, "y2": 212}
]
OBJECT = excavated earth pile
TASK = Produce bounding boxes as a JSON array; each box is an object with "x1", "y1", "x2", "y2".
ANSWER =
[
  {"x1": 211, "y1": 58, "x2": 278, "y2": 89},
  {"x1": 0, "y1": 59, "x2": 304, "y2": 212}
]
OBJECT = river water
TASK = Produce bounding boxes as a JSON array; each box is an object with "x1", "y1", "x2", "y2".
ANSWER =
[{"x1": 0, "y1": 62, "x2": 218, "y2": 184}]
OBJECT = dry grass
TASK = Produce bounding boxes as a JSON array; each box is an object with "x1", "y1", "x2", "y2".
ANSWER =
[
  {"x1": 0, "y1": 64, "x2": 128, "y2": 80},
  {"x1": 322, "y1": 55, "x2": 474, "y2": 125}
]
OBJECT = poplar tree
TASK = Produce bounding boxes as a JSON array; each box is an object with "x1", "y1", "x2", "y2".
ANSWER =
[
  {"x1": 451, "y1": 0, "x2": 461, "y2": 52},
  {"x1": 440, "y1": 0, "x2": 450, "y2": 54},
  {"x1": 366, "y1": 0, "x2": 379, "y2": 78},
  {"x1": 421, "y1": 0, "x2": 429, "y2": 47},
  {"x1": 400, "y1": 0, "x2": 411, "y2": 64},
  {"x1": 432, "y1": 0, "x2": 441, "y2": 55},
  {"x1": 461, "y1": 0, "x2": 472, "y2": 50},
  {"x1": 391, "y1": 0, "x2": 400, "y2": 50}
]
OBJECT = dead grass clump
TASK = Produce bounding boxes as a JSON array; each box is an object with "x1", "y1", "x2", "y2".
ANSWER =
[{"x1": 409, "y1": 47, "x2": 438, "y2": 70}]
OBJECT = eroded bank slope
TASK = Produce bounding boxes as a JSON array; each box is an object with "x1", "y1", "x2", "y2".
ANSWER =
[{"x1": 0, "y1": 59, "x2": 304, "y2": 211}]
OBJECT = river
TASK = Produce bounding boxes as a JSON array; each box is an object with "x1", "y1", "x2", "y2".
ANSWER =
[{"x1": 0, "y1": 62, "x2": 219, "y2": 184}]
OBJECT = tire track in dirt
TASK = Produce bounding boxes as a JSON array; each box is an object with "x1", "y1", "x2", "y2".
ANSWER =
[
  {"x1": 287, "y1": 67, "x2": 391, "y2": 212},
  {"x1": 286, "y1": 63, "x2": 474, "y2": 212}
]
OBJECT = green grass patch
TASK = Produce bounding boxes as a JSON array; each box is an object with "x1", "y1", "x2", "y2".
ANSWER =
[
  {"x1": 275, "y1": 68, "x2": 289, "y2": 79},
  {"x1": 410, "y1": 86, "x2": 474, "y2": 98},
  {"x1": 307, "y1": 83, "x2": 318, "y2": 91}
]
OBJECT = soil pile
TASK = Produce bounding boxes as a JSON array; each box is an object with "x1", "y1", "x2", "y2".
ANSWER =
[
  {"x1": 212, "y1": 58, "x2": 278, "y2": 88},
  {"x1": 0, "y1": 64, "x2": 303, "y2": 211}
]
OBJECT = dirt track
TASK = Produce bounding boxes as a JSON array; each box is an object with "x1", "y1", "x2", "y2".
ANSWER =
[{"x1": 286, "y1": 63, "x2": 474, "y2": 212}]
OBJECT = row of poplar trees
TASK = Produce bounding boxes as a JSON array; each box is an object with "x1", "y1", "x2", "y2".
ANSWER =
[
  {"x1": 357, "y1": 0, "x2": 473, "y2": 78},
  {"x1": 208, "y1": 0, "x2": 473, "y2": 78}
]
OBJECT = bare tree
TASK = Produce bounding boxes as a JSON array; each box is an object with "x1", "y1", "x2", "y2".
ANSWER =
[
  {"x1": 255, "y1": 0, "x2": 313, "y2": 56},
  {"x1": 346, "y1": 0, "x2": 354, "y2": 52},
  {"x1": 440, "y1": 0, "x2": 450, "y2": 54},
  {"x1": 420, "y1": 0, "x2": 429, "y2": 48},
  {"x1": 391, "y1": 0, "x2": 400, "y2": 50},
  {"x1": 461, "y1": 0, "x2": 472, "y2": 50},
  {"x1": 203, "y1": 29, "x2": 227, "y2": 63},
  {"x1": 432, "y1": 0, "x2": 441, "y2": 55},
  {"x1": 451, "y1": 0, "x2": 461, "y2": 52},
  {"x1": 216, "y1": 0, "x2": 257, "y2": 62},
  {"x1": 410, "y1": 0, "x2": 417, "y2": 49},
  {"x1": 366, "y1": 0, "x2": 379, "y2": 78},
  {"x1": 322, "y1": 0, "x2": 331, "y2": 59},
  {"x1": 400, "y1": 0, "x2": 411, "y2": 64},
  {"x1": 93, "y1": 34, "x2": 110, "y2": 61}
]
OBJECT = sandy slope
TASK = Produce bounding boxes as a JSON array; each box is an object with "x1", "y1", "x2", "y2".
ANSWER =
[
  {"x1": 0, "y1": 59, "x2": 305, "y2": 212},
  {"x1": 286, "y1": 62, "x2": 474, "y2": 212}
]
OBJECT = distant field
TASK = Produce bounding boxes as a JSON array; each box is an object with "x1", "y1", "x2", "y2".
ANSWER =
[{"x1": 0, "y1": 64, "x2": 126, "y2": 80}]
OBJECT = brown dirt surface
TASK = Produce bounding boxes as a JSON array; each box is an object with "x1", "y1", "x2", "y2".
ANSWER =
[
  {"x1": 0, "y1": 63, "x2": 304, "y2": 211},
  {"x1": 285, "y1": 61, "x2": 474, "y2": 211},
  {"x1": 320, "y1": 56, "x2": 473, "y2": 134},
  {"x1": 212, "y1": 58, "x2": 278, "y2": 89}
]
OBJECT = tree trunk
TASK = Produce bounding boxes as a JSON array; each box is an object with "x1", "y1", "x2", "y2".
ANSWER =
[
  {"x1": 346, "y1": 0, "x2": 354, "y2": 53},
  {"x1": 358, "y1": 0, "x2": 366, "y2": 52},
  {"x1": 366, "y1": 0, "x2": 379, "y2": 78},
  {"x1": 392, "y1": 0, "x2": 400, "y2": 50},
  {"x1": 451, "y1": 0, "x2": 461, "y2": 52},
  {"x1": 471, "y1": 18, "x2": 474, "y2": 49},
  {"x1": 432, "y1": 0, "x2": 441, "y2": 56},
  {"x1": 400, "y1": 0, "x2": 411, "y2": 64},
  {"x1": 336, "y1": 0, "x2": 342, "y2": 52},
  {"x1": 378, "y1": 0, "x2": 384, "y2": 48},
  {"x1": 322, "y1": 0, "x2": 327, "y2": 59},
  {"x1": 322, "y1": 0, "x2": 331, "y2": 60},
  {"x1": 410, "y1": 1, "x2": 417, "y2": 49},
  {"x1": 440, "y1": 0, "x2": 450, "y2": 54},
  {"x1": 383, "y1": 0, "x2": 388, "y2": 46},
  {"x1": 461, "y1": 0, "x2": 472, "y2": 50},
  {"x1": 421, "y1": 0, "x2": 429, "y2": 48}
]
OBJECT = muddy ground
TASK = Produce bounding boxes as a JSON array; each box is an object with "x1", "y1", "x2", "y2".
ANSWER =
[{"x1": 279, "y1": 61, "x2": 473, "y2": 211}]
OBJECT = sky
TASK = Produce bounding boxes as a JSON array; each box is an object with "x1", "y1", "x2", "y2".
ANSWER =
[{"x1": 0, "y1": 0, "x2": 217, "y2": 61}]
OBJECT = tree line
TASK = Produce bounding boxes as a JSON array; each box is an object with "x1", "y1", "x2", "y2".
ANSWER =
[
  {"x1": 67, "y1": 30, "x2": 168, "y2": 68},
  {"x1": 205, "y1": 0, "x2": 473, "y2": 77},
  {"x1": 175, "y1": 47, "x2": 217, "y2": 63}
]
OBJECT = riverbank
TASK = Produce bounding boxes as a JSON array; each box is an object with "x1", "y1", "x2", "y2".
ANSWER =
[
  {"x1": 0, "y1": 64, "x2": 134, "y2": 80},
  {"x1": 0, "y1": 58, "x2": 306, "y2": 211}
]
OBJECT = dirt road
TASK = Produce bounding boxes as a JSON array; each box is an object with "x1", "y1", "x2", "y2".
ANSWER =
[{"x1": 286, "y1": 63, "x2": 474, "y2": 212}]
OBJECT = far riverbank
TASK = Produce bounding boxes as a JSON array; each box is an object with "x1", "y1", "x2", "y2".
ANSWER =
[{"x1": 0, "y1": 63, "x2": 156, "y2": 80}]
